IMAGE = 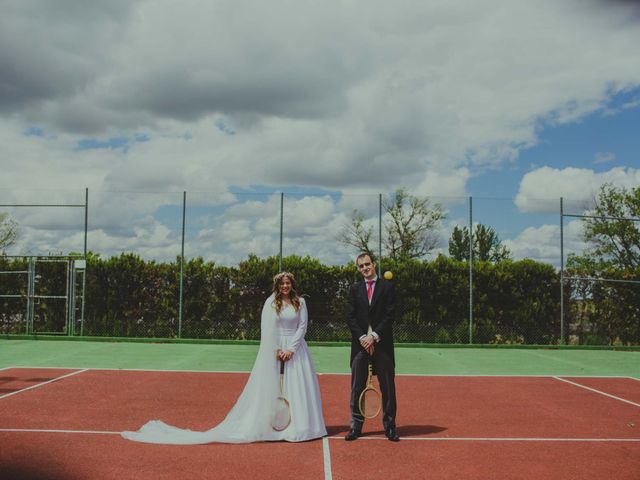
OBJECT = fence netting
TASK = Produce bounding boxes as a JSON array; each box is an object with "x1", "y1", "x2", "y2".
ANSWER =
[{"x1": 1, "y1": 189, "x2": 638, "y2": 345}]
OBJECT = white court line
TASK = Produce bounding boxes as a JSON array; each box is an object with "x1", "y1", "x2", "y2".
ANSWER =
[
  {"x1": 3, "y1": 366, "x2": 638, "y2": 378},
  {"x1": 0, "y1": 429, "x2": 637, "y2": 443},
  {"x1": 320, "y1": 373, "x2": 639, "y2": 378},
  {"x1": 6, "y1": 366, "x2": 253, "y2": 375},
  {"x1": 0, "y1": 369, "x2": 88, "y2": 400},
  {"x1": 0, "y1": 428, "x2": 119, "y2": 435},
  {"x1": 327, "y1": 435, "x2": 640, "y2": 442},
  {"x1": 322, "y1": 436, "x2": 333, "y2": 480},
  {"x1": 553, "y1": 376, "x2": 640, "y2": 408}
]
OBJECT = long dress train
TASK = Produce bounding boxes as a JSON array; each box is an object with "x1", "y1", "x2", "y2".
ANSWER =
[{"x1": 121, "y1": 295, "x2": 326, "y2": 444}]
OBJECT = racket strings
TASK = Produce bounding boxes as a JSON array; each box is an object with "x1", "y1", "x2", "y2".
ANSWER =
[
  {"x1": 271, "y1": 359, "x2": 291, "y2": 431},
  {"x1": 358, "y1": 362, "x2": 382, "y2": 419},
  {"x1": 360, "y1": 389, "x2": 381, "y2": 418},
  {"x1": 272, "y1": 397, "x2": 291, "y2": 431}
]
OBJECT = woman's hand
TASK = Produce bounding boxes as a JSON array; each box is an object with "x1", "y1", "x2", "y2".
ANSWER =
[{"x1": 279, "y1": 350, "x2": 294, "y2": 361}]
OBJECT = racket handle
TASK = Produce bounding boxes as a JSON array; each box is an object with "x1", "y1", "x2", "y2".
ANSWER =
[{"x1": 280, "y1": 359, "x2": 285, "y2": 374}]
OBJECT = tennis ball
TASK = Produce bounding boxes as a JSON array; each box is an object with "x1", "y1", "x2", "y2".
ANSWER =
[{"x1": 383, "y1": 271, "x2": 393, "y2": 280}]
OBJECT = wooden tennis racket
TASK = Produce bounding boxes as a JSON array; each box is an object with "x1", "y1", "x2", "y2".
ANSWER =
[
  {"x1": 358, "y1": 357, "x2": 381, "y2": 419},
  {"x1": 271, "y1": 358, "x2": 291, "y2": 431}
]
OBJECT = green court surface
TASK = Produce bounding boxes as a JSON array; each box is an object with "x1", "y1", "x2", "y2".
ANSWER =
[{"x1": 1, "y1": 338, "x2": 638, "y2": 377}]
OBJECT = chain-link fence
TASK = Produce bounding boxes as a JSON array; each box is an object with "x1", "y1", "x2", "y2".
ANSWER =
[{"x1": 1, "y1": 188, "x2": 638, "y2": 345}]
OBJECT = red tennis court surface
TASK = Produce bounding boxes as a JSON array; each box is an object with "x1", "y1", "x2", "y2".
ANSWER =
[{"x1": 1, "y1": 367, "x2": 638, "y2": 479}]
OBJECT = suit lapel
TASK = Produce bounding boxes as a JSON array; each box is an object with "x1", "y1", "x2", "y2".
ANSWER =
[{"x1": 359, "y1": 281, "x2": 368, "y2": 304}]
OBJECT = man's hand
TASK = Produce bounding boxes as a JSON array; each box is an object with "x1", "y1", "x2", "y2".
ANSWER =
[
  {"x1": 360, "y1": 334, "x2": 375, "y2": 349},
  {"x1": 360, "y1": 334, "x2": 375, "y2": 354}
]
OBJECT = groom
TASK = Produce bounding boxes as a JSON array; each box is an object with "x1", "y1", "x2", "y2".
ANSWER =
[{"x1": 345, "y1": 253, "x2": 399, "y2": 442}]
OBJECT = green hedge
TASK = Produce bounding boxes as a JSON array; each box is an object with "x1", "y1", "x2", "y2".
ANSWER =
[
  {"x1": 1, "y1": 254, "x2": 637, "y2": 345},
  {"x1": 564, "y1": 265, "x2": 640, "y2": 345}
]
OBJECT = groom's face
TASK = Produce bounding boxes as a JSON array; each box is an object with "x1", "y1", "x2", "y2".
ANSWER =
[{"x1": 356, "y1": 255, "x2": 376, "y2": 280}]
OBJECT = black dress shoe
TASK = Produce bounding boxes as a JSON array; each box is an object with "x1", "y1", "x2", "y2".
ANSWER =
[
  {"x1": 385, "y1": 427, "x2": 400, "y2": 442},
  {"x1": 345, "y1": 429, "x2": 362, "y2": 441}
]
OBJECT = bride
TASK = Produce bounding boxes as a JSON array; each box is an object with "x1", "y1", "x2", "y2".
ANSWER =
[{"x1": 121, "y1": 272, "x2": 327, "y2": 444}]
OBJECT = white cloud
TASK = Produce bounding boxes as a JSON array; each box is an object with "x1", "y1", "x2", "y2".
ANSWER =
[
  {"x1": 2, "y1": 0, "x2": 640, "y2": 189},
  {"x1": 2, "y1": 0, "x2": 640, "y2": 264},
  {"x1": 224, "y1": 196, "x2": 280, "y2": 221},
  {"x1": 505, "y1": 225, "x2": 560, "y2": 265},
  {"x1": 593, "y1": 152, "x2": 616, "y2": 164},
  {"x1": 180, "y1": 194, "x2": 352, "y2": 264},
  {"x1": 413, "y1": 168, "x2": 470, "y2": 198},
  {"x1": 282, "y1": 196, "x2": 335, "y2": 235},
  {"x1": 213, "y1": 220, "x2": 252, "y2": 244},
  {"x1": 603, "y1": 96, "x2": 640, "y2": 116},
  {"x1": 515, "y1": 166, "x2": 640, "y2": 213},
  {"x1": 504, "y1": 219, "x2": 587, "y2": 267}
]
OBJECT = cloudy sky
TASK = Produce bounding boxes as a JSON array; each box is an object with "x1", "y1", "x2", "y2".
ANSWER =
[{"x1": 1, "y1": 0, "x2": 639, "y2": 266}]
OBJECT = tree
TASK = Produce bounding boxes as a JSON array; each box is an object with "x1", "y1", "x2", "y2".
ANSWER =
[
  {"x1": 384, "y1": 189, "x2": 445, "y2": 261},
  {"x1": 339, "y1": 210, "x2": 375, "y2": 260},
  {"x1": 339, "y1": 188, "x2": 445, "y2": 261},
  {"x1": 582, "y1": 183, "x2": 640, "y2": 270},
  {"x1": 448, "y1": 224, "x2": 511, "y2": 263},
  {"x1": 0, "y1": 213, "x2": 19, "y2": 253}
]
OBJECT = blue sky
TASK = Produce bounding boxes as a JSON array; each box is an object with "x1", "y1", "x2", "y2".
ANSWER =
[
  {"x1": 468, "y1": 87, "x2": 640, "y2": 199},
  {"x1": 1, "y1": 0, "x2": 639, "y2": 266}
]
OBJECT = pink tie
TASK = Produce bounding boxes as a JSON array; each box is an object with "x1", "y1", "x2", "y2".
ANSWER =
[{"x1": 367, "y1": 280, "x2": 374, "y2": 301}]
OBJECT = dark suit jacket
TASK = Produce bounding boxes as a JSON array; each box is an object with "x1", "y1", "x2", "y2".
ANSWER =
[{"x1": 346, "y1": 277, "x2": 396, "y2": 367}]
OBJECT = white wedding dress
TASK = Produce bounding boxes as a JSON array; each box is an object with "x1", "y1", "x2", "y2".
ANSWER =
[{"x1": 121, "y1": 294, "x2": 327, "y2": 444}]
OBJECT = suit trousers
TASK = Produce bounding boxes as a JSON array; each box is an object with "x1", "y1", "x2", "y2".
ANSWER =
[{"x1": 349, "y1": 348, "x2": 397, "y2": 431}]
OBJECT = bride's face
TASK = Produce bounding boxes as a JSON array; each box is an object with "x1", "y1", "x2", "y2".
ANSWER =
[{"x1": 279, "y1": 277, "x2": 292, "y2": 296}]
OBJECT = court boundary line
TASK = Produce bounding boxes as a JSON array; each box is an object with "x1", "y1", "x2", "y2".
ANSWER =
[
  {"x1": 1, "y1": 366, "x2": 637, "y2": 379},
  {"x1": 322, "y1": 436, "x2": 333, "y2": 480},
  {"x1": 0, "y1": 369, "x2": 87, "y2": 400},
  {"x1": 553, "y1": 376, "x2": 640, "y2": 408},
  {"x1": 327, "y1": 436, "x2": 640, "y2": 442},
  {"x1": 0, "y1": 428, "x2": 119, "y2": 435},
  {"x1": 0, "y1": 428, "x2": 638, "y2": 443}
]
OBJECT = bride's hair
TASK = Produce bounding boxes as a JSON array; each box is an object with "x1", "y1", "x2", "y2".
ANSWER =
[{"x1": 272, "y1": 271, "x2": 301, "y2": 313}]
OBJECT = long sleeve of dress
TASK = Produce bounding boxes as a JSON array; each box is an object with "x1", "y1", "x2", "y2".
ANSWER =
[{"x1": 288, "y1": 298, "x2": 308, "y2": 353}]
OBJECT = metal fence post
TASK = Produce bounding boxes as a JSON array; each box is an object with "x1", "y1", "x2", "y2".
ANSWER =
[
  {"x1": 68, "y1": 258, "x2": 80, "y2": 337},
  {"x1": 279, "y1": 192, "x2": 284, "y2": 272},
  {"x1": 468, "y1": 196, "x2": 473, "y2": 344},
  {"x1": 84, "y1": 188, "x2": 88, "y2": 259},
  {"x1": 378, "y1": 193, "x2": 383, "y2": 277},
  {"x1": 178, "y1": 191, "x2": 186, "y2": 338},
  {"x1": 81, "y1": 187, "x2": 88, "y2": 336},
  {"x1": 560, "y1": 197, "x2": 564, "y2": 345},
  {"x1": 26, "y1": 258, "x2": 35, "y2": 335},
  {"x1": 66, "y1": 259, "x2": 72, "y2": 336}
]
